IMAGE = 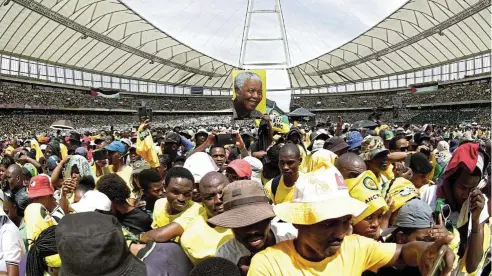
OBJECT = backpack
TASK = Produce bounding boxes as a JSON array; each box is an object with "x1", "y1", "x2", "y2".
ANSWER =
[{"x1": 271, "y1": 175, "x2": 282, "y2": 203}]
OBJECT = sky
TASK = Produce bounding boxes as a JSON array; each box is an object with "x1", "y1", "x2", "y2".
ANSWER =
[{"x1": 122, "y1": 0, "x2": 407, "y2": 111}]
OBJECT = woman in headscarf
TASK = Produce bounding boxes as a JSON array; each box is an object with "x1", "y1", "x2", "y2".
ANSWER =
[
  {"x1": 50, "y1": 155, "x2": 96, "y2": 213},
  {"x1": 433, "y1": 140, "x2": 452, "y2": 182},
  {"x1": 304, "y1": 149, "x2": 337, "y2": 173},
  {"x1": 426, "y1": 143, "x2": 489, "y2": 275}
]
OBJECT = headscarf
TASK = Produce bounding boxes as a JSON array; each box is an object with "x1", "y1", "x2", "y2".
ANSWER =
[
  {"x1": 305, "y1": 149, "x2": 337, "y2": 173},
  {"x1": 63, "y1": 155, "x2": 95, "y2": 181},
  {"x1": 30, "y1": 139, "x2": 44, "y2": 162},
  {"x1": 47, "y1": 139, "x2": 61, "y2": 158},
  {"x1": 436, "y1": 141, "x2": 451, "y2": 168}
]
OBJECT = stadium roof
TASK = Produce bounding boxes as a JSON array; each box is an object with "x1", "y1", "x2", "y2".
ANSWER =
[
  {"x1": 287, "y1": 0, "x2": 491, "y2": 89},
  {"x1": 0, "y1": 0, "x2": 236, "y2": 89},
  {"x1": 0, "y1": 0, "x2": 490, "y2": 91}
]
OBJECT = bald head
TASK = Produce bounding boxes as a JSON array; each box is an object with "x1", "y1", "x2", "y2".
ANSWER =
[
  {"x1": 280, "y1": 143, "x2": 301, "y2": 159},
  {"x1": 6, "y1": 164, "x2": 24, "y2": 191},
  {"x1": 335, "y1": 153, "x2": 367, "y2": 179},
  {"x1": 199, "y1": 171, "x2": 229, "y2": 194},
  {"x1": 199, "y1": 171, "x2": 229, "y2": 218}
]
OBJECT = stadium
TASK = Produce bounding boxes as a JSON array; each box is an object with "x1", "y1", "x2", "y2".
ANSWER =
[{"x1": 0, "y1": 0, "x2": 490, "y2": 135}]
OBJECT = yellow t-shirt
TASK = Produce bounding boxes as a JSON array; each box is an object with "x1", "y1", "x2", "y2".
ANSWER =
[
  {"x1": 248, "y1": 235, "x2": 396, "y2": 276},
  {"x1": 180, "y1": 213, "x2": 233, "y2": 264},
  {"x1": 264, "y1": 176, "x2": 296, "y2": 205},
  {"x1": 151, "y1": 198, "x2": 204, "y2": 230}
]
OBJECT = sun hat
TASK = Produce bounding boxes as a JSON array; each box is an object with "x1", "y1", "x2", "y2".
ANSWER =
[
  {"x1": 207, "y1": 180, "x2": 275, "y2": 228},
  {"x1": 70, "y1": 190, "x2": 111, "y2": 213},
  {"x1": 27, "y1": 174, "x2": 54, "y2": 198},
  {"x1": 346, "y1": 131, "x2": 363, "y2": 150},
  {"x1": 382, "y1": 198, "x2": 433, "y2": 237},
  {"x1": 386, "y1": 177, "x2": 419, "y2": 211},
  {"x1": 345, "y1": 170, "x2": 388, "y2": 224},
  {"x1": 359, "y1": 136, "x2": 389, "y2": 161},
  {"x1": 323, "y1": 137, "x2": 349, "y2": 154},
  {"x1": 105, "y1": 141, "x2": 126, "y2": 154},
  {"x1": 225, "y1": 159, "x2": 252, "y2": 179},
  {"x1": 307, "y1": 130, "x2": 330, "y2": 151},
  {"x1": 56, "y1": 212, "x2": 147, "y2": 276},
  {"x1": 274, "y1": 167, "x2": 367, "y2": 225}
]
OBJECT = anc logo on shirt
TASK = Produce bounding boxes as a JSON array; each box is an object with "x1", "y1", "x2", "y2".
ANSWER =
[{"x1": 363, "y1": 177, "x2": 378, "y2": 191}]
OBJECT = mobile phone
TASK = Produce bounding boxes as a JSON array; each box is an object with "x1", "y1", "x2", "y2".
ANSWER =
[
  {"x1": 138, "y1": 107, "x2": 153, "y2": 122},
  {"x1": 93, "y1": 149, "x2": 108, "y2": 161},
  {"x1": 214, "y1": 134, "x2": 235, "y2": 146}
]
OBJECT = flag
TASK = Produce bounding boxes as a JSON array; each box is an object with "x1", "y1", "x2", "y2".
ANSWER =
[
  {"x1": 256, "y1": 99, "x2": 290, "y2": 134},
  {"x1": 409, "y1": 85, "x2": 438, "y2": 94},
  {"x1": 89, "y1": 89, "x2": 120, "y2": 99}
]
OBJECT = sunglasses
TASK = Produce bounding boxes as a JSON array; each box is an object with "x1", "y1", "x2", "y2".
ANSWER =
[{"x1": 400, "y1": 147, "x2": 409, "y2": 152}]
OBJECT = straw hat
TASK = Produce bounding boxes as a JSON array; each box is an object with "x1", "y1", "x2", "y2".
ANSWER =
[{"x1": 274, "y1": 167, "x2": 367, "y2": 225}]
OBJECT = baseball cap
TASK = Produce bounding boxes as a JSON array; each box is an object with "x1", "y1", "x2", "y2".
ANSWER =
[
  {"x1": 346, "y1": 131, "x2": 363, "y2": 150},
  {"x1": 56, "y1": 212, "x2": 147, "y2": 276},
  {"x1": 70, "y1": 191, "x2": 111, "y2": 213},
  {"x1": 386, "y1": 178, "x2": 419, "y2": 211},
  {"x1": 345, "y1": 170, "x2": 388, "y2": 224},
  {"x1": 243, "y1": 156, "x2": 263, "y2": 181},
  {"x1": 23, "y1": 163, "x2": 38, "y2": 178},
  {"x1": 324, "y1": 137, "x2": 349, "y2": 154},
  {"x1": 164, "y1": 132, "x2": 181, "y2": 144},
  {"x1": 74, "y1": 147, "x2": 88, "y2": 158},
  {"x1": 359, "y1": 136, "x2": 389, "y2": 161},
  {"x1": 225, "y1": 159, "x2": 252, "y2": 179},
  {"x1": 105, "y1": 141, "x2": 126, "y2": 154},
  {"x1": 131, "y1": 160, "x2": 151, "y2": 175},
  {"x1": 274, "y1": 167, "x2": 367, "y2": 225},
  {"x1": 382, "y1": 198, "x2": 433, "y2": 237},
  {"x1": 208, "y1": 180, "x2": 275, "y2": 228},
  {"x1": 28, "y1": 174, "x2": 54, "y2": 198},
  {"x1": 184, "y1": 152, "x2": 218, "y2": 183}
]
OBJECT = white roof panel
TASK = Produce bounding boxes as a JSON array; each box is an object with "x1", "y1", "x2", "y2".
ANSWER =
[
  {"x1": 287, "y1": 0, "x2": 491, "y2": 89},
  {"x1": 0, "y1": 0, "x2": 236, "y2": 89}
]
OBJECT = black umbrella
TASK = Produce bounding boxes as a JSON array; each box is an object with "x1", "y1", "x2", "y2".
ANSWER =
[
  {"x1": 288, "y1": 107, "x2": 315, "y2": 117},
  {"x1": 351, "y1": 120, "x2": 378, "y2": 130}
]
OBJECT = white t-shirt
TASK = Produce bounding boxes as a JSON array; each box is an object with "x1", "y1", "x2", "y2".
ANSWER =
[
  {"x1": 215, "y1": 221, "x2": 297, "y2": 265},
  {"x1": 0, "y1": 217, "x2": 26, "y2": 272}
]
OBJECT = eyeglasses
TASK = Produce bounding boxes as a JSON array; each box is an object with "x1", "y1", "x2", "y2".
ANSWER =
[{"x1": 399, "y1": 147, "x2": 409, "y2": 152}]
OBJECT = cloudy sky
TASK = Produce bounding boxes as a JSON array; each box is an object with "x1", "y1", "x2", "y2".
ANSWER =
[{"x1": 122, "y1": 0, "x2": 407, "y2": 111}]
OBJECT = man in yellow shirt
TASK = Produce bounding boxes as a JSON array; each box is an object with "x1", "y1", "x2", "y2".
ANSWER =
[
  {"x1": 140, "y1": 167, "x2": 204, "y2": 243},
  {"x1": 360, "y1": 136, "x2": 392, "y2": 197},
  {"x1": 264, "y1": 143, "x2": 302, "y2": 204},
  {"x1": 180, "y1": 172, "x2": 233, "y2": 264},
  {"x1": 248, "y1": 166, "x2": 455, "y2": 276}
]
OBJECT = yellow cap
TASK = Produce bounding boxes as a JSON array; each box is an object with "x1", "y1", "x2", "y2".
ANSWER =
[
  {"x1": 386, "y1": 177, "x2": 418, "y2": 211},
  {"x1": 345, "y1": 170, "x2": 388, "y2": 224}
]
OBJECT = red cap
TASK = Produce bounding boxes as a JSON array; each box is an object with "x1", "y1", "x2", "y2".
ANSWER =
[
  {"x1": 28, "y1": 174, "x2": 54, "y2": 198},
  {"x1": 225, "y1": 159, "x2": 252, "y2": 178}
]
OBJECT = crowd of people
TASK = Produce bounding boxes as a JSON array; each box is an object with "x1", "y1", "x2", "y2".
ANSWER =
[
  {"x1": 0, "y1": 110, "x2": 490, "y2": 276},
  {"x1": 0, "y1": 114, "x2": 232, "y2": 137},
  {"x1": 0, "y1": 81, "x2": 231, "y2": 111},
  {"x1": 291, "y1": 81, "x2": 490, "y2": 110}
]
